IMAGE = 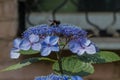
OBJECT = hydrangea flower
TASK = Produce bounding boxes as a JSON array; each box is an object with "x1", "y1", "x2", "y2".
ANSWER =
[
  {"x1": 20, "y1": 34, "x2": 41, "y2": 51},
  {"x1": 10, "y1": 38, "x2": 22, "y2": 59},
  {"x1": 68, "y1": 38, "x2": 97, "y2": 55},
  {"x1": 41, "y1": 36, "x2": 59, "y2": 56},
  {"x1": 34, "y1": 73, "x2": 83, "y2": 80},
  {"x1": 10, "y1": 23, "x2": 98, "y2": 58}
]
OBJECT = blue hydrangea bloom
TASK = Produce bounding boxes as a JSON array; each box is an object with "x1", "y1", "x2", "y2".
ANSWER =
[
  {"x1": 20, "y1": 34, "x2": 41, "y2": 51},
  {"x1": 10, "y1": 38, "x2": 22, "y2": 59},
  {"x1": 41, "y1": 36, "x2": 59, "y2": 56},
  {"x1": 68, "y1": 38, "x2": 97, "y2": 55},
  {"x1": 10, "y1": 23, "x2": 98, "y2": 57},
  {"x1": 34, "y1": 73, "x2": 83, "y2": 80}
]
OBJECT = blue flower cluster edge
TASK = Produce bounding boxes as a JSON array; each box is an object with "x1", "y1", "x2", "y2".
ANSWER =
[{"x1": 34, "y1": 73, "x2": 83, "y2": 80}]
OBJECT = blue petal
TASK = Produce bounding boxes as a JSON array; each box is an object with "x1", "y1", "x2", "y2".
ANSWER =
[
  {"x1": 13, "y1": 38, "x2": 22, "y2": 48},
  {"x1": 19, "y1": 39, "x2": 31, "y2": 50},
  {"x1": 32, "y1": 42, "x2": 41, "y2": 51},
  {"x1": 51, "y1": 45, "x2": 59, "y2": 52},
  {"x1": 77, "y1": 47, "x2": 85, "y2": 55},
  {"x1": 68, "y1": 42, "x2": 80, "y2": 53},
  {"x1": 10, "y1": 50, "x2": 20, "y2": 59},
  {"x1": 44, "y1": 36, "x2": 50, "y2": 44},
  {"x1": 29, "y1": 34, "x2": 39, "y2": 43},
  {"x1": 41, "y1": 47, "x2": 51, "y2": 56},
  {"x1": 84, "y1": 39, "x2": 91, "y2": 46},
  {"x1": 11, "y1": 48, "x2": 20, "y2": 52},
  {"x1": 49, "y1": 36, "x2": 59, "y2": 45},
  {"x1": 85, "y1": 44, "x2": 96, "y2": 54},
  {"x1": 71, "y1": 76, "x2": 83, "y2": 80},
  {"x1": 41, "y1": 42, "x2": 47, "y2": 47}
]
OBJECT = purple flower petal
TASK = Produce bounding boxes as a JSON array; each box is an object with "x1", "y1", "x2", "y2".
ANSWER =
[
  {"x1": 11, "y1": 48, "x2": 20, "y2": 52},
  {"x1": 84, "y1": 39, "x2": 91, "y2": 46},
  {"x1": 44, "y1": 36, "x2": 50, "y2": 44},
  {"x1": 13, "y1": 38, "x2": 22, "y2": 48},
  {"x1": 20, "y1": 39, "x2": 31, "y2": 50},
  {"x1": 41, "y1": 47, "x2": 51, "y2": 56},
  {"x1": 10, "y1": 51, "x2": 20, "y2": 59},
  {"x1": 69, "y1": 42, "x2": 80, "y2": 53},
  {"x1": 77, "y1": 48, "x2": 85, "y2": 55},
  {"x1": 29, "y1": 34, "x2": 39, "y2": 43},
  {"x1": 32, "y1": 42, "x2": 41, "y2": 51},
  {"x1": 41, "y1": 42, "x2": 47, "y2": 47},
  {"x1": 85, "y1": 44, "x2": 96, "y2": 54},
  {"x1": 49, "y1": 36, "x2": 59, "y2": 45},
  {"x1": 51, "y1": 46, "x2": 59, "y2": 51}
]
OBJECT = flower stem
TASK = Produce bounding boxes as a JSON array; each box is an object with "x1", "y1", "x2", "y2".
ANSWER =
[
  {"x1": 56, "y1": 53, "x2": 63, "y2": 74},
  {"x1": 56, "y1": 38, "x2": 70, "y2": 74}
]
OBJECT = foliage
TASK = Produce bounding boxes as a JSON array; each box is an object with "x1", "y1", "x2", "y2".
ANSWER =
[
  {"x1": 53, "y1": 56, "x2": 94, "y2": 77},
  {"x1": 19, "y1": 49, "x2": 39, "y2": 55},
  {"x1": 77, "y1": 51, "x2": 120, "y2": 64},
  {"x1": 1, "y1": 57, "x2": 56, "y2": 72}
]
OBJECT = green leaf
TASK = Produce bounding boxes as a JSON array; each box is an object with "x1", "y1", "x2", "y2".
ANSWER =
[
  {"x1": 78, "y1": 51, "x2": 120, "y2": 64},
  {"x1": 19, "y1": 49, "x2": 39, "y2": 55},
  {"x1": 59, "y1": 42, "x2": 66, "y2": 46},
  {"x1": 1, "y1": 57, "x2": 56, "y2": 72},
  {"x1": 1, "y1": 62, "x2": 31, "y2": 72},
  {"x1": 53, "y1": 56, "x2": 94, "y2": 77}
]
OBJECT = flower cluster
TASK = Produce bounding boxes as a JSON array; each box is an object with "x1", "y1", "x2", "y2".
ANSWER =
[
  {"x1": 34, "y1": 73, "x2": 83, "y2": 80},
  {"x1": 10, "y1": 24, "x2": 98, "y2": 59}
]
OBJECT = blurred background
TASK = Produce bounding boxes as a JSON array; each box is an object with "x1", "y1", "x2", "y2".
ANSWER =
[{"x1": 0, "y1": 0, "x2": 120, "y2": 80}]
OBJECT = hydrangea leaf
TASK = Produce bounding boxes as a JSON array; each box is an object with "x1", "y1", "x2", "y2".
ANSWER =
[
  {"x1": 1, "y1": 57, "x2": 56, "y2": 72},
  {"x1": 1, "y1": 62, "x2": 31, "y2": 72},
  {"x1": 19, "y1": 49, "x2": 39, "y2": 55},
  {"x1": 77, "y1": 51, "x2": 120, "y2": 64},
  {"x1": 53, "y1": 56, "x2": 94, "y2": 77}
]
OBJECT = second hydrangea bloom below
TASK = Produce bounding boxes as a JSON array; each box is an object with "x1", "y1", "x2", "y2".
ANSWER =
[{"x1": 34, "y1": 73, "x2": 83, "y2": 80}]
